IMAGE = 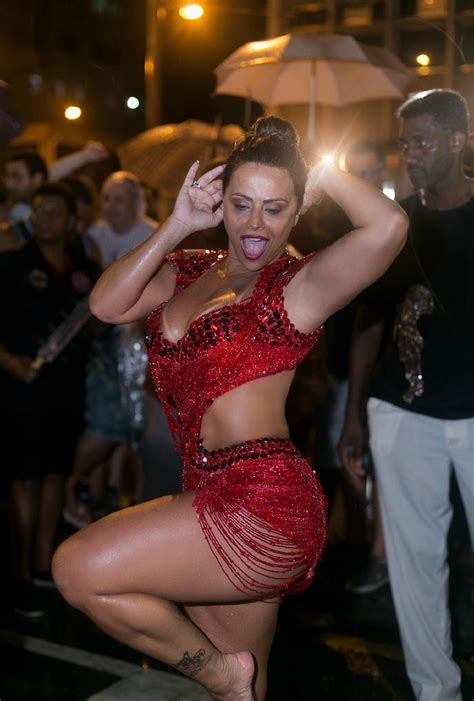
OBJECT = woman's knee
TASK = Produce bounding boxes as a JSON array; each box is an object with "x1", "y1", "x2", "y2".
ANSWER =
[{"x1": 52, "y1": 534, "x2": 100, "y2": 608}]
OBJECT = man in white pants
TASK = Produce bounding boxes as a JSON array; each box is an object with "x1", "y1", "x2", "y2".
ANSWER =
[{"x1": 339, "y1": 89, "x2": 474, "y2": 701}]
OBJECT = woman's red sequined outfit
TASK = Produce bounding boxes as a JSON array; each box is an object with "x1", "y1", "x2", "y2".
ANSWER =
[{"x1": 145, "y1": 250, "x2": 327, "y2": 598}]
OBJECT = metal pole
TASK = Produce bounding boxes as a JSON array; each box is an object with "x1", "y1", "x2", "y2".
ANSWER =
[
  {"x1": 145, "y1": 0, "x2": 164, "y2": 128},
  {"x1": 307, "y1": 61, "x2": 316, "y2": 145},
  {"x1": 265, "y1": 0, "x2": 288, "y2": 118},
  {"x1": 266, "y1": 0, "x2": 287, "y2": 38}
]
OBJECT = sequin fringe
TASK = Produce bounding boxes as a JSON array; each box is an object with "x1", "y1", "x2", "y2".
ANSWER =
[{"x1": 190, "y1": 438, "x2": 327, "y2": 599}]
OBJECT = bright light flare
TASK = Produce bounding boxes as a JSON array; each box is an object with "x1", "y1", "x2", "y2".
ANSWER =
[
  {"x1": 179, "y1": 4, "x2": 204, "y2": 20},
  {"x1": 321, "y1": 153, "x2": 335, "y2": 166},
  {"x1": 416, "y1": 54, "x2": 431, "y2": 67},
  {"x1": 65, "y1": 105, "x2": 81, "y2": 120},
  {"x1": 127, "y1": 96, "x2": 140, "y2": 110}
]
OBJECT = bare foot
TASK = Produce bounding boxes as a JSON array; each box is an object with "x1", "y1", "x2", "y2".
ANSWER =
[{"x1": 210, "y1": 651, "x2": 255, "y2": 700}]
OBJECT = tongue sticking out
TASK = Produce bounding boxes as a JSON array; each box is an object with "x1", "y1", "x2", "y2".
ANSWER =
[{"x1": 241, "y1": 237, "x2": 268, "y2": 260}]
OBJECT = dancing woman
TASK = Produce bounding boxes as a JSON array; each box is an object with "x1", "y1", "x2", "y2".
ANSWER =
[{"x1": 53, "y1": 117, "x2": 407, "y2": 700}]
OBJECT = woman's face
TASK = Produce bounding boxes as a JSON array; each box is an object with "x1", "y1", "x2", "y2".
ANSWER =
[{"x1": 223, "y1": 162, "x2": 300, "y2": 270}]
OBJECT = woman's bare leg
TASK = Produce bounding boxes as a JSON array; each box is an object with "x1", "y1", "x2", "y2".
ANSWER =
[
  {"x1": 185, "y1": 599, "x2": 279, "y2": 700},
  {"x1": 52, "y1": 492, "x2": 292, "y2": 699}
]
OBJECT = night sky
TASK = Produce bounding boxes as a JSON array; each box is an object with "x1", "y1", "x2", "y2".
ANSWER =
[
  {"x1": 0, "y1": 0, "x2": 269, "y2": 142},
  {"x1": 161, "y1": 1, "x2": 267, "y2": 126}
]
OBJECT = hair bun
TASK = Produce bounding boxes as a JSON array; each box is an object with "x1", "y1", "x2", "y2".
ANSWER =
[{"x1": 249, "y1": 116, "x2": 299, "y2": 146}]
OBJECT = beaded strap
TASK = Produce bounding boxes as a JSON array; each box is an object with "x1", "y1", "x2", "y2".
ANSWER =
[
  {"x1": 194, "y1": 437, "x2": 301, "y2": 472},
  {"x1": 165, "y1": 249, "x2": 225, "y2": 293}
]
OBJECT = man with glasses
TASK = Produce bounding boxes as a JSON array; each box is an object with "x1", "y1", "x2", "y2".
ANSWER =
[{"x1": 339, "y1": 89, "x2": 474, "y2": 701}]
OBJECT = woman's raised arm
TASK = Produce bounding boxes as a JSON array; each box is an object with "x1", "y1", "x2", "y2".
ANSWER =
[
  {"x1": 89, "y1": 162, "x2": 224, "y2": 324},
  {"x1": 285, "y1": 164, "x2": 408, "y2": 331}
]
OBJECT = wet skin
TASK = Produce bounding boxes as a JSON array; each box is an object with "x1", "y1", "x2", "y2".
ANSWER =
[{"x1": 160, "y1": 163, "x2": 302, "y2": 451}]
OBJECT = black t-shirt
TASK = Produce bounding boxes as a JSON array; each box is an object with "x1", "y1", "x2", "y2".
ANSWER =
[
  {"x1": 0, "y1": 239, "x2": 99, "y2": 414},
  {"x1": 366, "y1": 194, "x2": 474, "y2": 420}
]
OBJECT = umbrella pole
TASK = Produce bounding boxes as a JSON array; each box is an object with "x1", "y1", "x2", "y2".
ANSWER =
[
  {"x1": 244, "y1": 97, "x2": 251, "y2": 127},
  {"x1": 306, "y1": 61, "x2": 316, "y2": 146}
]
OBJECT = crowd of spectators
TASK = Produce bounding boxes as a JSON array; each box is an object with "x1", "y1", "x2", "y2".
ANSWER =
[{"x1": 0, "y1": 86, "x2": 472, "y2": 701}]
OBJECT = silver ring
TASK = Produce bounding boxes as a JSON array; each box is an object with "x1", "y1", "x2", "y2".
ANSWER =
[{"x1": 191, "y1": 180, "x2": 202, "y2": 188}]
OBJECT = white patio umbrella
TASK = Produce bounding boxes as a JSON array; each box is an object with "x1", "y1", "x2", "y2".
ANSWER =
[{"x1": 214, "y1": 31, "x2": 415, "y2": 142}]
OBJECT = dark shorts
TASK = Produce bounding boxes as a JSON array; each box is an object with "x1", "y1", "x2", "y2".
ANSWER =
[{"x1": 1, "y1": 409, "x2": 83, "y2": 482}]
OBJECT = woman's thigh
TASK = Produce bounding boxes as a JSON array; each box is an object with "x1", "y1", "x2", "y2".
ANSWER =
[{"x1": 56, "y1": 492, "x2": 265, "y2": 603}]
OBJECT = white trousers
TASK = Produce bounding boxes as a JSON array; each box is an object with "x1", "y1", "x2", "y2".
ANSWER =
[{"x1": 368, "y1": 398, "x2": 474, "y2": 701}]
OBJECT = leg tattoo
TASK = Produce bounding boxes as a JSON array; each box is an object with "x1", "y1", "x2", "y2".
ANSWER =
[{"x1": 176, "y1": 648, "x2": 209, "y2": 677}]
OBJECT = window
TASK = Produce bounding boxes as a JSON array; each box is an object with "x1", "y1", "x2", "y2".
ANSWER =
[{"x1": 92, "y1": 0, "x2": 120, "y2": 16}]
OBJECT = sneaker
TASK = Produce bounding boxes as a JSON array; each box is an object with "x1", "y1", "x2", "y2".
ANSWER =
[
  {"x1": 345, "y1": 557, "x2": 389, "y2": 595},
  {"x1": 31, "y1": 569, "x2": 56, "y2": 589},
  {"x1": 14, "y1": 582, "x2": 46, "y2": 619}
]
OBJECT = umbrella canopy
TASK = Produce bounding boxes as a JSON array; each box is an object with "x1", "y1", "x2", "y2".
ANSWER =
[
  {"x1": 215, "y1": 32, "x2": 415, "y2": 140},
  {"x1": 118, "y1": 120, "x2": 243, "y2": 195}
]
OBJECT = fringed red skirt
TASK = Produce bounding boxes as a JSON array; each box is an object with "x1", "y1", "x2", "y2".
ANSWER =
[{"x1": 187, "y1": 437, "x2": 327, "y2": 599}]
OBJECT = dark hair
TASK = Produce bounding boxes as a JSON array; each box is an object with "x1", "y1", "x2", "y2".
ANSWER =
[
  {"x1": 7, "y1": 152, "x2": 48, "y2": 181},
  {"x1": 60, "y1": 176, "x2": 95, "y2": 206},
  {"x1": 223, "y1": 116, "x2": 307, "y2": 207},
  {"x1": 32, "y1": 183, "x2": 77, "y2": 216},
  {"x1": 346, "y1": 139, "x2": 385, "y2": 165},
  {"x1": 396, "y1": 89, "x2": 470, "y2": 136},
  {"x1": 198, "y1": 157, "x2": 227, "y2": 179}
]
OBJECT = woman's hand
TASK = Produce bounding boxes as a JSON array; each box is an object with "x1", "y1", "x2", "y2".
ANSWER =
[
  {"x1": 2, "y1": 353, "x2": 39, "y2": 383},
  {"x1": 171, "y1": 161, "x2": 225, "y2": 236},
  {"x1": 301, "y1": 162, "x2": 326, "y2": 214}
]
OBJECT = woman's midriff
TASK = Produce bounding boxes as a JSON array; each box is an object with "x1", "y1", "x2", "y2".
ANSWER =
[{"x1": 198, "y1": 371, "x2": 294, "y2": 451}]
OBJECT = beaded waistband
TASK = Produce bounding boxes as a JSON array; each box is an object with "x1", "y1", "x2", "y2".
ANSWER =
[{"x1": 192, "y1": 437, "x2": 301, "y2": 472}]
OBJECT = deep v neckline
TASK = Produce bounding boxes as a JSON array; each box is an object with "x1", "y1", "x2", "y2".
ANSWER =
[{"x1": 159, "y1": 251, "x2": 286, "y2": 347}]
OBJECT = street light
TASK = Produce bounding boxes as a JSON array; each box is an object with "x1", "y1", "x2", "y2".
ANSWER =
[
  {"x1": 178, "y1": 3, "x2": 204, "y2": 20},
  {"x1": 127, "y1": 96, "x2": 140, "y2": 110},
  {"x1": 145, "y1": 1, "x2": 278, "y2": 128},
  {"x1": 145, "y1": 0, "x2": 206, "y2": 129},
  {"x1": 65, "y1": 105, "x2": 81, "y2": 120},
  {"x1": 416, "y1": 53, "x2": 431, "y2": 67}
]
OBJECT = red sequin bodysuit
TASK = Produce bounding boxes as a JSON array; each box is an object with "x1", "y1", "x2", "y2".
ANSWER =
[{"x1": 145, "y1": 249, "x2": 327, "y2": 598}]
